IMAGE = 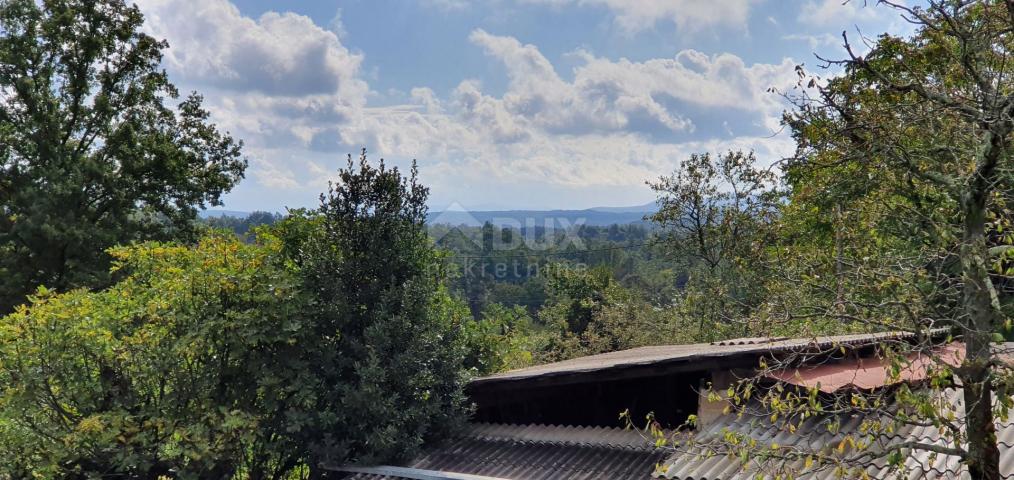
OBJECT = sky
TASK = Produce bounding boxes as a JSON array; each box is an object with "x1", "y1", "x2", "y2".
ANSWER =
[{"x1": 133, "y1": 0, "x2": 914, "y2": 212}]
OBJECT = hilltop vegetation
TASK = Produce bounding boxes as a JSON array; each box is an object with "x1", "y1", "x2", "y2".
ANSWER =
[
  {"x1": 1, "y1": 152, "x2": 477, "y2": 477},
  {"x1": 4, "y1": 0, "x2": 1014, "y2": 478}
]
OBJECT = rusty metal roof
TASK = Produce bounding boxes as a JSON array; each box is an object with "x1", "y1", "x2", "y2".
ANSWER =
[
  {"x1": 472, "y1": 331, "x2": 930, "y2": 387},
  {"x1": 344, "y1": 423, "x2": 667, "y2": 480},
  {"x1": 766, "y1": 342, "x2": 966, "y2": 393},
  {"x1": 657, "y1": 388, "x2": 1014, "y2": 479}
]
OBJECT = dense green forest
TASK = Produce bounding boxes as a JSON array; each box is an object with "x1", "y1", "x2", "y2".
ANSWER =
[
  {"x1": 201, "y1": 214, "x2": 691, "y2": 367},
  {"x1": 4, "y1": 0, "x2": 1014, "y2": 478},
  {"x1": 208, "y1": 213, "x2": 678, "y2": 313}
]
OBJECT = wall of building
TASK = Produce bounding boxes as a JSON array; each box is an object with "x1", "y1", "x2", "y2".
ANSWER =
[{"x1": 472, "y1": 371, "x2": 708, "y2": 428}]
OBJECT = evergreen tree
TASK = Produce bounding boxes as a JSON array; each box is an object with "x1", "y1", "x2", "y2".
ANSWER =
[{"x1": 280, "y1": 149, "x2": 470, "y2": 471}]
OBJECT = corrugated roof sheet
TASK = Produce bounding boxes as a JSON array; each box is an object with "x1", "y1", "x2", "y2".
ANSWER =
[
  {"x1": 345, "y1": 423, "x2": 667, "y2": 480},
  {"x1": 658, "y1": 388, "x2": 1014, "y2": 479},
  {"x1": 335, "y1": 465, "x2": 508, "y2": 479},
  {"x1": 766, "y1": 342, "x2": 965, "y2": 393},
  {"x1": 711, "y1": 336, "x2": 790, "y2": 346},
  {"x1": 473, "y1": 331, "x2": 931, "y2": 386}
]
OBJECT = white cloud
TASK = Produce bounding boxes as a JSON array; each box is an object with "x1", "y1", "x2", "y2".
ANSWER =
[
  {"x1": 135, "y1": 0, "x2": 799, "y2": 205},
  {"x1": 467, "y1": 29, "x2": 698, "y2": 137},
  {"x1": 327, "y1": 9, "x2": 348, "y2": 40},
  {"x1": 249, "y1": 156, "x2": 301, "y2": 190},
  {"x1": 137, "y1": 0, "x2": 367, "y2": 100},
  {"x1": 798, "y1": 0, "x2": 881, "y2": 27},
  {"x1": 522, "y1": 0, "x2": 754, "y2": 33},
  {"x1": 136, "y1": 0, "x2": 372, "y2": 190},
  {"x1": 783, "y1": 32, "x2": 841, "y2": 50},
  {"x1": 572, "y1": 48, "x2": 797, "y2": 116},
  {"x1": 411, "y1": 87, "x2": 443, "y2": 114},
  {"x1": 328, "y1": 32, "x2": 799, "y2": 189}
]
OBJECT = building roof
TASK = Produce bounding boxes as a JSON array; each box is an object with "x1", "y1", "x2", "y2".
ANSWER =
[
  {"x1": 340, "y1": 388, "x2": 1014, "y2": 480},
  {"x1": 339, "y1": 423, "x2": 668, "y2": 480},
  {"x1": 471, "y1": 331, "x2": 932, "y2": 389},
  {"x1": 657, "y1": 388, "x2": 1014, "y2": 479},
  {"x1": 766, "y1": 342, "x2": 966, "y2": 393}
]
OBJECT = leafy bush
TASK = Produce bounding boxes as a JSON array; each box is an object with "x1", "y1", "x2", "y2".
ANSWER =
[
  {"x1": 0, "y1": 234, "x2": 309, "y2": 478},
  {"x1": 463, "y1": 304, "x2": 544, "y2": 375}
]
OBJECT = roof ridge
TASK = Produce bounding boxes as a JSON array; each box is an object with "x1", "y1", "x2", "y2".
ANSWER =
[{"x1": 472, "y1": 329, "x2": 952, "y2": 386}]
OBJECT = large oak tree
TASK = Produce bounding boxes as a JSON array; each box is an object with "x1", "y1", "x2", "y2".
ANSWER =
[{"x1": 0, "y1": 0, "x2": 245, "y2": 313}]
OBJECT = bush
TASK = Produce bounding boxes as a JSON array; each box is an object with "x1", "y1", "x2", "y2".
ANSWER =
[{"x1": 0, "y1": 234, "x2": 310, "y2": 478}]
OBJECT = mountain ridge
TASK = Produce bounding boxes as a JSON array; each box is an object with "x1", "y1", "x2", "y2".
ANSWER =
[{"x1": 201, "y1": 202, "x2": 658, "y2": 227}]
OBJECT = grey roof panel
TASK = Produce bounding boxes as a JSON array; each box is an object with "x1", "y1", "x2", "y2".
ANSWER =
[
  {"x1": 345, "y1": 423, "x2": 667, "y2": 480},
  {"x1": 472, "y1": 331, "x2": 936, "y2": 386},
  {"x1": 658, "y1": 388, "x2": 1014, "y2": 480}
]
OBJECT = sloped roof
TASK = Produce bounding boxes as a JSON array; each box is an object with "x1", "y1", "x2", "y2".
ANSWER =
[
  {"x1": 657, "y1": 388, "x2": 1014, "y2": 479},
  {"x1": 471, "y1": 331, "x2": 928, "y2": 387},
  {"x1": 341, "y1": 423, "x2": 667, "y2": 480},
  {"x1": 766, "y1": 342, "x2": 966, "y2": 393}
]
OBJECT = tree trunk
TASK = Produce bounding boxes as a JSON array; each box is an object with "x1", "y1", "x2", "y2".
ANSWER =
[
  {"x1": 960, "y1": 156, "x2": 1004, "y2": 479},
  {"x1": 963, "y1": 368, "x2": 1000, "y2": 480}
]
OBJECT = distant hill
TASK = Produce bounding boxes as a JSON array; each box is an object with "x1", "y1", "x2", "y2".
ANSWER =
[
  {"x1": 202, "y1": 204, "x2": 658, "y2": 227},
  {"x1": 199, "y1": 209, "x2": 251, "y2": 219},
  {"x1": 587, "y1": 202, "x2": 657, "y2": 213},
  {"x1": 427, "y1": 204, "x2": 656, "y2": 228}
]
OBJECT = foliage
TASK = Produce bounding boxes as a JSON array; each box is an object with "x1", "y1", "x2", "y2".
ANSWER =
[
  {"x1": 432, "y1": 221, "x2": 669, "y2": 316},
  {"x1": 462, "y1": 303, "x2": 544, "y2": 375},
  {"x1": 0, "y1": 0, "x2": 246, "y2": 314},
  {"x1": 0, "y1": 234, "x2": 309, "y2": 479},
  {"x1": 648, "y1": 150, "x2": 779, "y2": 341},
  {"x1": 660, "y1": 2, "x2": 1014, "y2": 478},
  {"x1": 0, "y1": 149, "x2": 494, "y2": 478},
  {"x1": 542, "y1": 265, "x2": 615, "y2": 336},
  {"x1": 277, "y1": 149, "x2": 471, "y2": 470},
  {"x1": 649, "y1": 150, "x2": 777, "y2": 271},
  {"x1": 202, "y1": 211, "x2": 285, "y2": 241},
  {"x1": 533, "y1": 264, "x2": 689, "y2": 360},
  {"x1": 580, "y1": 293, "x2": 693, "y2": 353},
  {"x1": 14, "y1": 3, "x2": 1014, "y2": 478}
]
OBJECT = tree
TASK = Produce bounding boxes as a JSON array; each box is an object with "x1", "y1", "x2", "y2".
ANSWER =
[
  {"x1": 539, "y1": 265, "x2": 614, "y2": 339},
  {"x1": 463, "y1": 303, "x2": 541, "y2": 375},
  {"x1": 0, "y1": 233, "x2": 310, "y2": 479},
  {"x1": 0, "y1": 0, "x2": 246, "y2": 313},
  {"x1": 648, "y1": 150, "x2": 778, "y2": 340},
  {"x1": 649, "y1": 150, "x2": 777, "y2": 273},
  {"x1": 277, "y1": 149, "x2": 471, "y2": 472},
  {"x1": 202, "y1": 211, "x2": 285, "y2": 240},
  {"x1": 536, "y1": 264, "x2": 688, "y2": 360},
  {"x1": 661, "y1": 2, "x2": 1014, "y2": 478},
  {"x1": 0, "y1": 150, "x2": 490, "y2": 478}
]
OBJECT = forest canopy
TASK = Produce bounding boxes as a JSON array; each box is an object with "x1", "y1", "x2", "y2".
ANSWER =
[{"x1": 3, "y1": 0, "x2": 1014, "y2": 479}]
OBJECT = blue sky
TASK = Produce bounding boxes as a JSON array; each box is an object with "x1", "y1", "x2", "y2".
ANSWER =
[{"x1": 135, "y1": 0, "x2": 913, "y2": 211}]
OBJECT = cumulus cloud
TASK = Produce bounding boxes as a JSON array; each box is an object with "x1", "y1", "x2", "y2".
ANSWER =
[
  {"x1": 522, "y1": 0, "x2": 754, "y2": 33},
  {"x1": 329, "y1": 31, "x2": 799, "y2": 190},
  {"x1": 137, "y1": 0, "x2": 367, "y2": 100},
  {"x1": 798, "y1": 0, "x2": 881, "y2": 27},
  {"x1": 411, "y1": 87, "x2": 443, "y2": 114},
  {"x1": 248, "y1": 156, "x2": 301, "y2": 190},
  {"x1": 461, "y1": 30, "x2": 797, "y2": 141},
  {"x1": 135, "y1": 0, "x2": 799, "y2": 204},
  {"x1": 783, "y1": 33, "x2": 841, "y2": 51},
  {"x1": 136, "y1": 0, "x2": 374, "y2": 188},
  {"x1": 467, "y1": 29, "x2": 697, "y2": 137},
  {"x1": 574, "y1": 48, "x2": 796, "y2": 116}
]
